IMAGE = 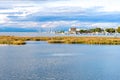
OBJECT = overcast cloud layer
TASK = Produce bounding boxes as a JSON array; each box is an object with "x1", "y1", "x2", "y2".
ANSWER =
[{"x1": 0, "y1": 0, "x2": 120, "y2": 30}]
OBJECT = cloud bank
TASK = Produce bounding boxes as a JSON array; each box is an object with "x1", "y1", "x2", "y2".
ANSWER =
[{"x1": 0, "y1": 0, "x2": 120, "y2": 30}]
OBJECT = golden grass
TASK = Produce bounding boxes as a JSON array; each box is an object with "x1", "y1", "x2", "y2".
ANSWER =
[{"x1": 0, "y1": 36, "x2": 120, "y2": 45}]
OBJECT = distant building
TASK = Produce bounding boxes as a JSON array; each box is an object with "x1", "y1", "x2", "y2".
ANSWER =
[
  {"x1": 69, "y1": 27, "x2": 77, "y2": 34},
  {"x1": 69, "y1": 27, "x2": 81, "y2": 34}
]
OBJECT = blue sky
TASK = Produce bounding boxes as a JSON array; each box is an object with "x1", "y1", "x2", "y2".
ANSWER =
[{"x1": 0, "y1": 0, "x2": 120, "y2": 30}]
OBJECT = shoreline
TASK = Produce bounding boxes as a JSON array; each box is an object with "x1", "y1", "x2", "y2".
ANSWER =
[{"x1": 0, "y1": 32, "x2": 119, "y2": 37}]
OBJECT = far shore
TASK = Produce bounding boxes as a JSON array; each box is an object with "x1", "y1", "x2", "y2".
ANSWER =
[
  {"x1": 0, "y1": 32, "x2": 120, "y2": 37},
  {"x1": 0, "y1": 36, "x2": 120, "y2": 45}
]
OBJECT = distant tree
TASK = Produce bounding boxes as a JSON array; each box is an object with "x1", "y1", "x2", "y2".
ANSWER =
[
  {"x1": 89, "y1": 29, "x2": 95, "y2": 33},
  {"x1": 79, "y1": 30, "x2": 85, "y2": 33},
  {"x1": 79, "y1": 30, "x2": 89, "y2": 33},
  {"x1": 89, "y1": 28, "x2": 103, "y2": 33},
  {"x1": 95, "y1": 28, "x2": 103, "y2": 32},
  {"x1": 116, "y1": 27, "x2": 120, "y2": 33},
  {"x1": 105, "y1": 28, "x2": 115, "y2": 33}
]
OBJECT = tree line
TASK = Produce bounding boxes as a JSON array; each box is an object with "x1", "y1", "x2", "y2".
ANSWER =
[{"x1": 78, "y1": 27, "x2": 120, "y2": 33}]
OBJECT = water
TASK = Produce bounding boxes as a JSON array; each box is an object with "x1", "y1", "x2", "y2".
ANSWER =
[{"x1": 0, "y1": 41, "x2": 120, "y2": 80}]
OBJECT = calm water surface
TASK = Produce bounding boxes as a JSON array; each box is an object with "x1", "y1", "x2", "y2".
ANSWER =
[{"x1": 0, "y1": 41, "x2": 120, "y2": 80}]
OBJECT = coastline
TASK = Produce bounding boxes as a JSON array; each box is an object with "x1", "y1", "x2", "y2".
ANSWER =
[{"x1": 0, "y1": 32, "x2": 119, "y2": 37}]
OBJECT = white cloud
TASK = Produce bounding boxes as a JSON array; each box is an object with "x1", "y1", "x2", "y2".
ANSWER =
[
  {"x1": 0, "y1": 2, "x2": 41, "y2": 25},
  {"x1": 0, "y1": 14, "x2": 10, "y2": 24},
  {"x1": 91, "y1": 23, "x2": 120, "y2": 28},
  {"x1": 1, "y1": 20, "x2": 120, "y2": 29},
  {"x1": 0, "y1": 3, "x2": 41, "y2": 17},
  {"x1": 0, "y1": 0, "x2": 120, "y2": 29},
  {"x1": 40, "y1": 21, "x2": 120, "y2": 29},
  {"x1": 25, "y1": 0, "x2": 120, "y2": 17},
  {"x1": 40, "y1": 21, "x2": 82, "y2": 28},
  {"x1": 3, "y1": 21, "x2": 39, "y2": 28},
  {"x1": 12, "y1": 6, "x2": 40, "y2": 17},
  {"x1": 42, "y1": 0, "x2": 120, "y2": 12}
]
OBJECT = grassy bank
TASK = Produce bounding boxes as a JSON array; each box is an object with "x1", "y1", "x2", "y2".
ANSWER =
[{"x1": 0, "y1": 36, "x2": 120, "y2": 45}]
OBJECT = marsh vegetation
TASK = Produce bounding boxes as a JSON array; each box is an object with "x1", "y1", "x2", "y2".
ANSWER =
[{"x1": 0, "y1": 36, "x2": 120, "y2": 45}]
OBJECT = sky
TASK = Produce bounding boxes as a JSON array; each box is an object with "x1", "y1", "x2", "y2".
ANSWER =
[{"x1": 0, "y1": 0, "x2": 120, "y2": 31}]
